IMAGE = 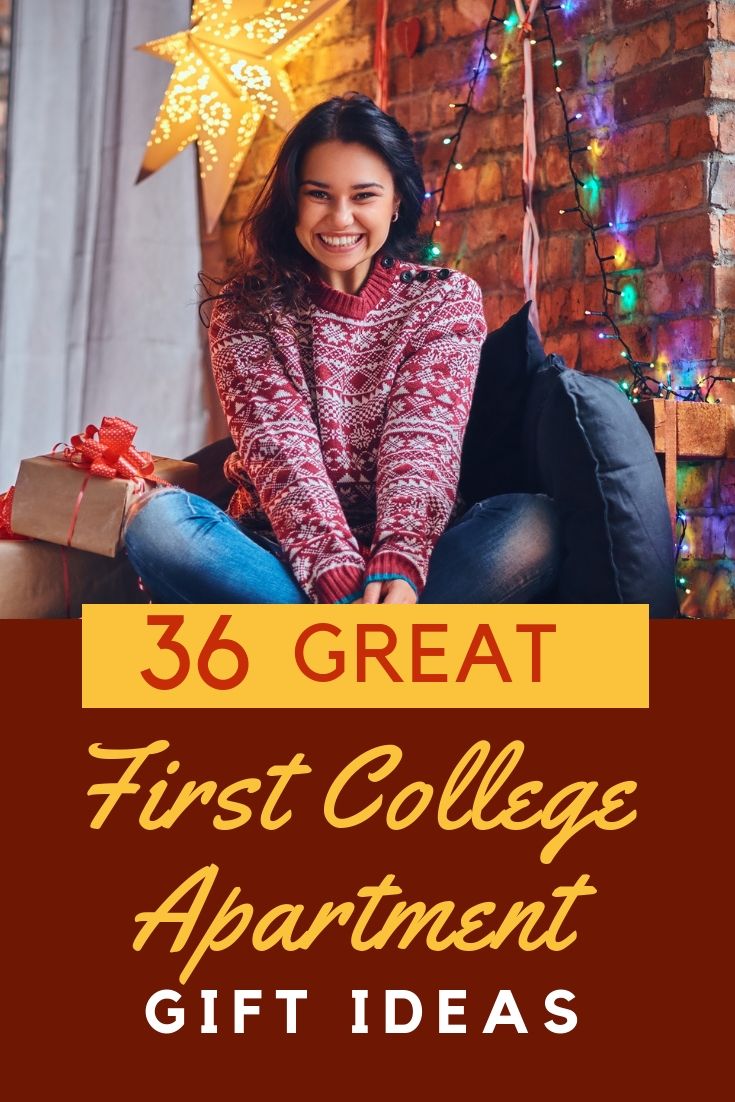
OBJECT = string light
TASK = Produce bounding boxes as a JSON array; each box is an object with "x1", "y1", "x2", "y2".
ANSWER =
[
  {"x1": 426, "y1": 1, "x2": 733, "y2": 404},
  {"x1": 536, "y1": 0, "x2": 733, "y2": 402},
  {"x1": 423, "y1": 1, "x2": 507, "y2": 262}
]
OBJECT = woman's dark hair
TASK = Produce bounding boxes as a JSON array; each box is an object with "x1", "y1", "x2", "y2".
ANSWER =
[{"x1": 201, "y1": 92, "x2": 428, "y2": 325}]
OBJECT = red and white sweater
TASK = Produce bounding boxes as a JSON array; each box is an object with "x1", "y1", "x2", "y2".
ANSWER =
[{"x1": 209, "y1": 254, "x2": 487, "y2": 603}]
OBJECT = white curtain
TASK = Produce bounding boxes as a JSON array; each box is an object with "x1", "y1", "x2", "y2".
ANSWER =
[{"x1": 0, "y1": 0, "x2": 206, "y2": 487}]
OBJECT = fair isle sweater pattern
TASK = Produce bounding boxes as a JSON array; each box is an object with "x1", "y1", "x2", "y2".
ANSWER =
[{"x1": 209, "y1": 256, "x2": 487, "y2": 603}]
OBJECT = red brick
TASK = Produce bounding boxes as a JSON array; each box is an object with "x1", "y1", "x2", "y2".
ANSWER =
[
  {"x1": 502, "y1": 153, "x2": 523, "y2": 199},
  {"x1": 726, "y1": 517, "x2": 735, "y2": 560},
  {"x1": 658, "y1": 213, "x2": 719, "y2": 266},
  {"x1": 496, "y1": 241, "x2": 524, "y2": 291},
  {"x1": 584, "y1": 225, "x2": 658, "y2": 276},
  {"x1": 222, "y1": 183, "x2": 261, "y2": 225},
  {"x1": 612, "y1": 0, "x2": 679, "y2": 24},
  {"x1": 430, "y1": 91, "x2": 453, "y2": 132},
  {"x1": 393, "y1": 43, "x2": 466, "y2": 96},
  {"x1": 391, "y1": 92, "x2": 432, "y2": 133},
  {"x1": 723, "y1": 314, "x2": 735, "y2": 360},
  {"x1": 353, "y1": 0, "x2": 376, "y2": 28},
  {"x1": 250, "y1": 137, "x2": 281, "y2": 180},
  {"x1": 482, "y1": 294, "x2": 505, "y2": 334},
  {"x1": 548, "y1": 329, "x2": 581, "y2": 370},
  {"x1": 674, "y1": 2, "x2": 718, "y2": 50},
  {"x1": 720, "y1": 113, "x2": 735, "y2": 154},
  {"x1": 687, "y1": 515, "x2": 729, "y2": 559},
  {"x1": 498, "y1": 61, "x2": 524, "y2": 109},
  {"x1": 497, "y1": 291, "x2": 526, "y2": 323},
  {"x1": 539, "y1": 283, "x2": 585, "y2": 333},
  {"x1": 482, "y1": 109, "x2": 524, "y2": 152},
  {"x1": 541, "y1": 142, "x2": 573, "y2": 189},
  {"x1": 580, "y1": 326, "x2": 628, "y2": 374},
  {"x1": 721, "y1": 461, "x2": 735, "y2": 507},
  {"x1": 473, "y1": 72, "x2": 500, "y2": 115},
  {"x1": 540, "y1": 235, "x2": 577, "y2": 283},
  {"x1": 712, "y1": 161, "x2": 735, "y2": 210},
  {"x1": 608, "y1": 121, "x2": 667, "y2": 175},
  {"x1": 540, "y1": 186, "x2": 580, "y2": 235},
  {"x1": 439, "y1": 0, "x2": 487, "y2": 38},
  {"x1": 618, "y1": 163, "x2": 706, "y2": 222},
  {"x1": 460, "y1": 109, "x2": 504, "y2": 156},
  {"x1": 645, "y1": 265, "x2": 713, "y2": 315},
  {"x1": 442, "y1": 164, "x2": 479, "y2": 212},
  {"x1": 722, "y1": 214, "x2": 735, "y2": 252},
  {"x1": 462, "y1": 248, "x2": 499, "y2": 290},
  {"x1": 561, "y1": 3, "x2": 608, "y2": 38},
  {"x1": 432, "y1": 215, "x2": 465, "y2": 257},
  {"x1": 587, "y1": 20, "x2": 670, "y2": 85},
  {"x1": 476, "y1": 159, "x2": 502, "y2": 203},
  {"x1": 708, "y1": 49, "x2": 735, "y2": 99},
  {"x1": 537, "y1": 98, "x2": 567, "y2": 145},
  {"x1": 536, "y1": 48, "x2": 582, "y2": 98},
  {"x1": 615, "y1": 56, "x2": 706, "y2": 123},
  {"x1": 719, "y1": 2, "x2": 735, "y2": 42},
  {"x1": 666, "y1": 316, "x2": 719, "y2": 360},
  {"x1": 467, "y1": 201, "x2": 521, "y2": 249},
  {"x1": 677, "y1": 463, "x2": 719, "y2": 509},
  {"x1": 669, "y1": 112, "x2": 718, "y2": 159},
  {"x1": 715, "y1": 266, "x2": 735, "y2": 309},
  {"x1": 387, "y1": 0, "x2": 420, "y2": 20},
  {"x1": 344, "y1": 70, "x2": 377, "y2": 100}
]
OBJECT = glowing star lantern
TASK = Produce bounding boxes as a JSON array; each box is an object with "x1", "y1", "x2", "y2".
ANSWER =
[{"x1": 136, "y1": 0, "x2": 349, "y2": 230}]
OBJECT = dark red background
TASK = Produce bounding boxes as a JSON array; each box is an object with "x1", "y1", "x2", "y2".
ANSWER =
[{"x1": 3, "y1": 619, "x2": 731, "y2": 1097}]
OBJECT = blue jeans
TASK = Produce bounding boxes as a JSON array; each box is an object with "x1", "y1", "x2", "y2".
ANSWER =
[{"x1": 123, "y1": 489, "x2": 561, "y2": 603}]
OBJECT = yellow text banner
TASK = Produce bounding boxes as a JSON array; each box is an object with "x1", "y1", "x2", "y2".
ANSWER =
[{"x1": 82, "y1": 604, "x2": 648, "y2": 709}]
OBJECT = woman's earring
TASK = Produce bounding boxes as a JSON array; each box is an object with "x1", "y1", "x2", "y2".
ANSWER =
[{"x1": 392, "y1": 210, "x2": 399, "y2": 223}]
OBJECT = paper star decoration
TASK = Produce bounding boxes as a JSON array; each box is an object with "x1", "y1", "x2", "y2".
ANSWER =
[{"x1": 136, "y1": 0, "x2": 349, "y2": 230}]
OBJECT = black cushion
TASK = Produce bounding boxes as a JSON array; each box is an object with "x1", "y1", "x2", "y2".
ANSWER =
[
  {"x1": 522, "y1": 355, "x2": 679, "y2": 617},
  {"x1": 459, "y1": 300, "x2": 545, "y2": 504}
]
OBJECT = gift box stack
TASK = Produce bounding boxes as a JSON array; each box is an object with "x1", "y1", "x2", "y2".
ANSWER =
[{"x1": 0, "y1": 417, "x2": 199, "y2": 618}]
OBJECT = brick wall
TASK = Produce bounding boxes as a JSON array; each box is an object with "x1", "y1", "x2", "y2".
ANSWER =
[
  {"x1": 209, "y1": 0, "x2": 734, "y2": 617},
  {"x1": 0, "y1": 0, "x2": 11, "y2": 254},
  {"x1": 0, "y1": 1, "x2": 729, "y2": 611}
]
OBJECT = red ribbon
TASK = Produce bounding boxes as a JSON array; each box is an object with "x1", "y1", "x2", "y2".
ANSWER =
[
  {"x1": 60, "y1": 415, "x2": 163, "y2": 483},
  {"x1": 374, "y1": 0, "x2": 389, "y2": 111},
  {"x1": 1, "y1": 416, "x2": 167, "y2": 617},
  {"x1": 0, "y1": 486, "x2": 29, "y2": 540}
]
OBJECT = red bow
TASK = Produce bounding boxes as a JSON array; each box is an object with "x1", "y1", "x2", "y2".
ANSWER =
[
  {"x1": 61, "y1": 416, "x2": 161, "y2": 482},
  {"x1": 0, "y1": 486, "x2": 29, "y2": 540}
]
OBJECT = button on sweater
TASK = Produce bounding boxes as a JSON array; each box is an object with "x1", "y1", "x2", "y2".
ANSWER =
[{"x1": 208, "y1": 254, "x2": 487, "y2": 603}]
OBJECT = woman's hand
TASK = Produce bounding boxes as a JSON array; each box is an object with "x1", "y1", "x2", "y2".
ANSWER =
[{"x1": 355, "y1": 579, "x2": 418, "y2": 604}]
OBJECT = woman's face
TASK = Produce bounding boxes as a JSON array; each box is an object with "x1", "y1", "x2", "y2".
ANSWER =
[{"x1": 295, "y1": 140, "x2": 399, "y2": 293}]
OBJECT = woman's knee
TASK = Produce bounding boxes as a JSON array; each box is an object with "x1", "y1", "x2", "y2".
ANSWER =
[
  {"x1": 123, "y1": 488, "x2": 195, "y2": 560},
  {"x1": 471, "y1": 493, "x2": 562, "y2": 578},
  {"x1": 505, "y1": 494, "x2": 562, "y2": 581},
  {"x1": 125, "y1": 485, "x2": 183, "y2": 529}
]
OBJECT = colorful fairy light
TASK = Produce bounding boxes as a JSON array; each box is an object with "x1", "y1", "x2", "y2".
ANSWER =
[{"x1": 425, "y1": 1, "x2": 733, "y2": 404}]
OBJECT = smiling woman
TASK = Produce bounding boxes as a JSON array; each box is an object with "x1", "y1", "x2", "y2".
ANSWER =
[
  {"x1": 295, "y1": 142, "x2": 399, "y2": 294},
  {"x1": 123, "y1": 93, "x2": 563, "y2": 606}
]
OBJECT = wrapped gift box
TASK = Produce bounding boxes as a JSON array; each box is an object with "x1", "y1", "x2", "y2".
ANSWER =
[
  {"x1": 10, "y1": 454, "x2": 198, "y2": 557},
  {"x1": 0, "y1": 540, "x2": 148, "y2": 619}
]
